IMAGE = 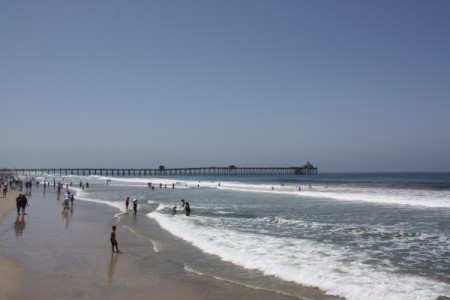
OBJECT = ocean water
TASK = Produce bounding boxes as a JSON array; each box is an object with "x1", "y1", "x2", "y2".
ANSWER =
[{"x1": 31, "y1": 173, "x2": 450, "y2": 300}]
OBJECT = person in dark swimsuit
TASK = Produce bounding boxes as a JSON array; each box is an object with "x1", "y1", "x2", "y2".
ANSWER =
[
  {"x1": 110, "y1": 226, "x2": 120, "y2": 252},
  {"x1": 185, "y1": 202, "x2": 191, "y2": 216}
]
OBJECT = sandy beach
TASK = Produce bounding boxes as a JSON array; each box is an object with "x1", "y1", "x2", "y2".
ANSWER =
[
  {"x1": 0, "y1": 185, "x2": 336, "y2": 300},
  {"x1": 0, "y1": 190, "x2": 25, "y2": 300}
]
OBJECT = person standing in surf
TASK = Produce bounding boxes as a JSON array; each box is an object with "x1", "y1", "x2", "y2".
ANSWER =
[
  {"x1": 132, "y1": 199, "x2": 137, "y2": 216},
  {"x1": 125, "y1": 197, "x2": 129, "y2": 211},
  {"x1": 185, "y1": 201, "x2": 191, "y2": 216}
]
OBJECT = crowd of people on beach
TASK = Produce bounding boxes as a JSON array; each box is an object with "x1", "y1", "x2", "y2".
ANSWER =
[
  {"x1": 1, "y1": 174, "x2": 22, "y2": 197},
  {"x1": 4, "y1": 174, "x2": 199, "y2": 254}
]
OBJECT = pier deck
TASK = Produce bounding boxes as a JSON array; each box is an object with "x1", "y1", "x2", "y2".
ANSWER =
[{"x1": 3, "y1": 166, "x2": 318, "y2": 177}]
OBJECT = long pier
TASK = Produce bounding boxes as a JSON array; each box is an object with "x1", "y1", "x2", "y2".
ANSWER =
[{"x1": 3, "y1": 165, "x2": 318, "y2": 177}]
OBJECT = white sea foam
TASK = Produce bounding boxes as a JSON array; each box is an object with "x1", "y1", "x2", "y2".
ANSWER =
[
  {"x1": 300, "y1": 187, "x2": 450, "y2": 208},
  {"x1": 149, "y1": 211, "x2": 450, "y2": 300},
  {"x1": 155, "y1": 203, "x2": 165, "y2": 211},
  {"x1": 122, "y1": 224, "x2": 160, "y2": 253},
  {"x1": 86, "y1": 175, "x2": 185, "y2": 187},
  {"x1": 175, "y1": 178, "x2": 449, "y2": 208},
  {"x1": 220, "y1": 184, "x2": 450, "y2": 208},
  {"x1": 81, "y1": 175, "x2": 450, "y2": 208},
  {"x1": 71, "y1": 187, "x2": 126, "y2": 213}
]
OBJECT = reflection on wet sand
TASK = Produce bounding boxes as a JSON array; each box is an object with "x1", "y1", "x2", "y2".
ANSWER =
[
  {"x1": 14, "y1": 215, "x2": 26, "y2": 237},
  {"x1": 61, "y1": 207, "x2": 73, "y2": 229},
  {"x1": 108, "y1": 252, "x2": 119, "y2": 283}
]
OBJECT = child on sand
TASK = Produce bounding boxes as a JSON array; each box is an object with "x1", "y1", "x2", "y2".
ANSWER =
[{"x1": 110, "y1": 225, "x2": 120, "y2": 252}]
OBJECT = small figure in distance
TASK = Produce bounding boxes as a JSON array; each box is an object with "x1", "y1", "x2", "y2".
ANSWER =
[
  {"x1": 16, "y1": 194, "x2": 23, "y2": 215},
  {"x1": 63, "y1": 192, "x2": 70, "y2": 210},
  {"x1": 133, "y1": 199, "x2": 138, "y2": 216},
  {"x1": 125, "y1": 197, "x2": 129, "y2": 211},
  {"x1": 172, "y1": 206, "x2": 177, "y2": 215},
  {"x1": 185, "y1": 202, "x2": 191, "y2": 216},
  {"x1": 21, "y1": 194, "x2": 29, "y2": 215},
  {"x1": 181, "y1": 199, "x2": 185, "y2": 209},
  {"x1": 70, "y1": 194, "x2": 75, "y2": 207},
  {"x1": 110, "y1": 225, "x2": 120, "y2": 253}
]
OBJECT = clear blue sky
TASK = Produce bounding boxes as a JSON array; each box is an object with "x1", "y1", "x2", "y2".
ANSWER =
[{"x1": 1, "y1": 0, "x2": 449, "y2": 172}]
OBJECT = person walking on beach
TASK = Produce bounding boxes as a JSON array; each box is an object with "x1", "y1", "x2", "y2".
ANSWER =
[
  {"x1": 110, "y1": 225, "x2": 120, "y2": 253},
  {"x1": 63, "y1": 192, "x2": 70, "y2": 210},
  {"x1": 2, "y1": 183, "x2": 7, "y2": 198},
  {"x1": 16, "y1": 194, "x2": 23, "y2": 215},
  {"x1": 125, "y1": 197, "x2": 129, "y2": 211},
  {"x1": 132, "y1": 199, "x2": 137, "y2": 216},
  {"x1": 21, "y1": 194, "x2": 29, "y2": 215},
  {"x1": 70, "y1": 194, "x2": 75, "y2": 207}
]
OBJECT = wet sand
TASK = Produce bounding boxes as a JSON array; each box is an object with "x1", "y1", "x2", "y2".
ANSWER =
[
  {"x1": 0, "y1": 190, "x2": 25, "y2": 300},
  {"x1": 1, "y1": 187, "x2": 332, "y2": 300},
  {"x1": 1, "y1": 188, "x2": 210, "y2": 300}
]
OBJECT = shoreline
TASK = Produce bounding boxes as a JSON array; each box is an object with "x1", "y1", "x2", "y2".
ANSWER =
[
  {"x1": 0, "y1": 185, "x2": 337, "y2": 300},
  {"x1": 0, "y1": 174, "x2": 448, "y2": 299},
  {"x1": 0, "y1": 188, "x2": 206, "y2": 300},
  {"x1": 0, "y1": 190, "x2": 25, "y2": 300}
]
